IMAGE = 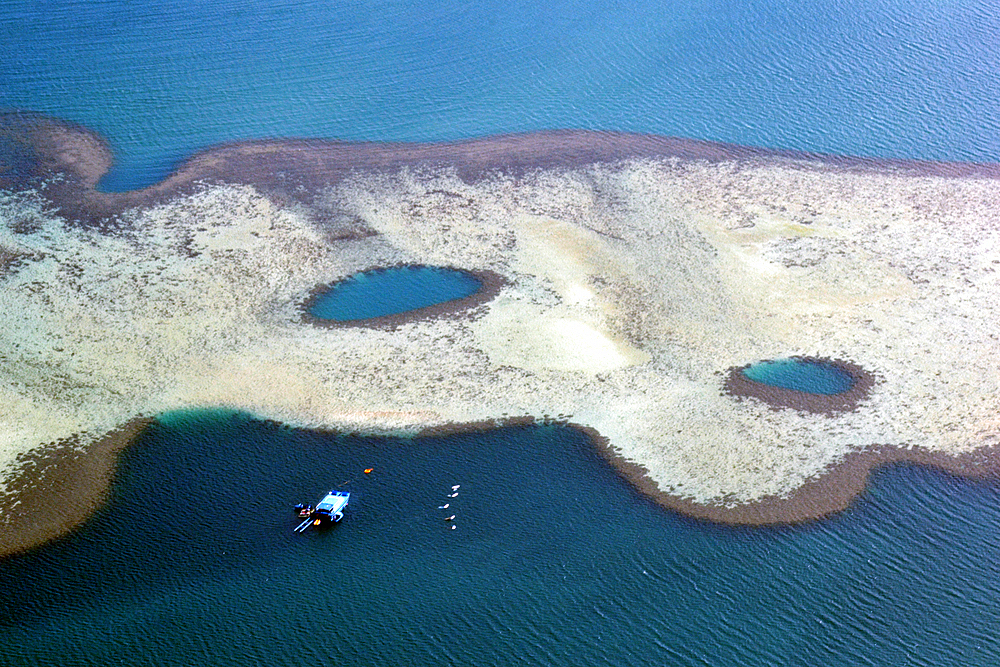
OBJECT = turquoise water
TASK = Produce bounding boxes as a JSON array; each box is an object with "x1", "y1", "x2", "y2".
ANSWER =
[
  {"x1": 308, "y1": 266, "x2": 482, "y2": 322},
  {"x1": 3, "y1": 0, "x2": 1000, "y2": 190},
  {"x1": 3, "y1": 411, "x2": 1000, "y2": 666},
  {"x1": 742, "y1": 358, "x2": 856, "y2": 395}
]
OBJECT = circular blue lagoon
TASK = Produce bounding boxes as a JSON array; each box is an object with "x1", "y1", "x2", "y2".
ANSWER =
[
  {"x1": 725, "y1": 357, "x2": 872, "y2": 413},
  {"x1": 307, "y1": 266, "x2": 483, "y2": 323},
  {"x1": 742, "y1": 358, "x2": 856, "y2": 395}
]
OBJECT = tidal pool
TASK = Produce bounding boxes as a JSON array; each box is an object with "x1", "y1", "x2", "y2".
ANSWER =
[
  {"x1": 307, "y1": 266, "x2": 482, "y2": 322},
  {"x1": 742, "y1": 358, "x2": 856, "y2": 395}
]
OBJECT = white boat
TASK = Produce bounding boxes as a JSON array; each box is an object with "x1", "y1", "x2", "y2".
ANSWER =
[
  {"x1": 314, "y1": 490, "x2": 350, "y2": 523},
  {"x1": 293, "y1": 490, "x2": 350, "y2": 533}
]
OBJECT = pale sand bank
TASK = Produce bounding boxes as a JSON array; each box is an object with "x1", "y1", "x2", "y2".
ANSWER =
[{"x1": 2, "y1": 115, "x2": 1000, "y2": 553}]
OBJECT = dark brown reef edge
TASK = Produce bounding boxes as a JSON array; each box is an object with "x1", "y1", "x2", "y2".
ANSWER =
[
  {"x1": 0, "y1": 419, "x2": 152, "y2": 558},
  {"x1": 593, "y1": 434, "x2": 1000, "y2": 525},
  {"x1": 7, "y1": 110, "x2": 1000, "y2": 230},
  {"x1": 4, "y1": 112, "x2": 1000, "y2": 556}
]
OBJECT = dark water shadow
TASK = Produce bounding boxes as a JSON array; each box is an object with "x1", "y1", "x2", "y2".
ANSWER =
[{"x1": 4, "y1": 411, "x2": 1000, "y2": 666}]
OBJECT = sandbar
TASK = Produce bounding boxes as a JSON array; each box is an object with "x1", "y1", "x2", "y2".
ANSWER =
[{"x1": 2, "y1": 111, "x2": 1000, "y2": 555}]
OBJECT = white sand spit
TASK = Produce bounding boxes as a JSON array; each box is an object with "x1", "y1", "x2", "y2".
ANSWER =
[{"x1": 2, "y1": 156, "x2": 1000, "y2": 505}]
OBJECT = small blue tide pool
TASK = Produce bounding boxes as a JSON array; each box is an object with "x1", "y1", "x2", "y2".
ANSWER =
[
  {"x1": 742, "y1": 358, "x2": 855, "y2": 395},
  {"x1": 307, "y1": 266, "x2": 482, "y2": 322}
]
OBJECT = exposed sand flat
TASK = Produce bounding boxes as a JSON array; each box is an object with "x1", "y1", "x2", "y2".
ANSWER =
[{"x1": 2, "y1": 117, "x2": 1000, "y2": 551}]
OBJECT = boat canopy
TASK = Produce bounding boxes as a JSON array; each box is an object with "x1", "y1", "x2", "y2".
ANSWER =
[{"x1": 315, "y1": 490, "x2": 349, "y2": 514}]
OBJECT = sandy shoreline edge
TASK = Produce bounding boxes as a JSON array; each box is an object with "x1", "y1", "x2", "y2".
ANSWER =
[{"x1": 3, "y1": 111, "x2": 1000, "y2": 556}]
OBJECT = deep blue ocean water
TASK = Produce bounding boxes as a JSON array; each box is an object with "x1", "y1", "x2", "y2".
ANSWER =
[
  {"x1": 2, "y1": 411, "x2": 1000, "y2": 666},
  {"x1": 3, "y1": 0, "x2": 1000, "y2": 664},
  {"x1": 3, "y1": 0, "x2": 1000, "y2": 190},
  {"x1": 743, "y1": 359, "x2": 856, "y2": 395},
  {"x1": 308, "y1": 267, "x2": 482, "y2": 321}
]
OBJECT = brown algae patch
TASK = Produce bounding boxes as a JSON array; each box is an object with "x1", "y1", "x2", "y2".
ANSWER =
[
  {"x1": 3, "y1": 116, "x2": 1000, "y2": 549},
  {"x1": 0, "y1": 419, "x2": 151, "y2": 556}
]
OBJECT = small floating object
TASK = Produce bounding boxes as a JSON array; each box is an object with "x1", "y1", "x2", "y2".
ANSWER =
[
  {"x1": 445, "y1": 515, "x2": 456, "y2": 521},
  {"x1": 450, "y1": 525, "x2": 456, "y2": 530},
  {"x1": 364, "y1": 468, "x2": 374, "y2": 474},
  {"x1": 449, "y1": 492, "x2": 458, "y2": 498},
  {"x1": 451, "y1": 485, "x2": 460, "y2": 490},
  {"x1": 438, "y1": 504, "x2": 450, "y2": 509}
]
